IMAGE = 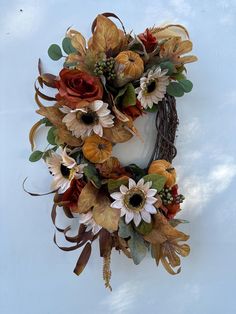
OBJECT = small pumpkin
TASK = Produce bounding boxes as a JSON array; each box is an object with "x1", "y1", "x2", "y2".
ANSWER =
[
  {"x1": 82, "y1": 134, "x2": 112, "y2": 164},
  {"x1": 115, "y1": 50, "x2": 144, "y2": 86},
  {"x1": 148, "y1": 159, "x2": 176, "y2": 187}
]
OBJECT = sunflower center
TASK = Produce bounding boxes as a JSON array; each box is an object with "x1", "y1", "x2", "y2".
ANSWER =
[
  {"x1": 124, "y1": 188, "x2": 146, "y2": 212},
  {"x1": 146, "y1": 80, "x2": 156, "y2": 93},
  {"x1": 129, "y1": 193, "x2": 143, "y2": 207},
  {"x1": 78, "y1": 111, "x2": 98, "y2": 125},
  {"x1": 60, "y1": 164, "x2": 70, "y2": 178}
]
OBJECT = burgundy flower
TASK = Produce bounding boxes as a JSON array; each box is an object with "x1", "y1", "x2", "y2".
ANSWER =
[
  {"x1": 138, "y1": 28, "x2": 157, "y2": 53},
  {"x1": 55, "y1": 69, "x2": 103, "y2": 109},
  {"x1": 62, "y1": 179, "x2": 86, "y2": 212}
]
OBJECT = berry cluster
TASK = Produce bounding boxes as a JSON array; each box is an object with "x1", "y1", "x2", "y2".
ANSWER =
[
  {"x1": 159, "y1": 185, "x2": 185, "y2": 206},
  {"x1": 94, "y1": 58, "x2": 116, "y2": 80}
]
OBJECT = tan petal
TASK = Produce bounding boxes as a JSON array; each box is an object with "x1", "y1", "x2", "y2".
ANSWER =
[
  {"x1": 88, "y1": 15, "x2": 121, "y2": 54},
  {"x1": 74, "y1": 182, "x2": 98, "y2": 214},
  {"x1": 93, "y1": 195, "x2": 120, "y2": 231},
  {"x1": 174, "y1": 40, "x2": 193, "y2": 56},
  {"x1": 103, "y1": 120, "x2": 133, "y2": 143},
  {"x1": 178, "y1": 55, "x2": 198, "y2": 64},
  {"x1": 67, "y1": 29, "x2": 86, "y2": 56}
]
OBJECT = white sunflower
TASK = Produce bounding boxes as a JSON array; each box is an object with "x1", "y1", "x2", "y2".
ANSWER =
[
  {"x1": 135, "y1": 67, "x2": 169, "y2": 109},
  {"x1": 61, "y1": 100, "x2": 114, "y2": 139},
  {"x1": 79, "y1": 211, "x2": 102, "y2": 235},
  {"x1": 110, "y1": 178, "x2": 158, "y2": 226},
  {"x1": 46, "y1": 147, "x2": 86, "y2": 194}
]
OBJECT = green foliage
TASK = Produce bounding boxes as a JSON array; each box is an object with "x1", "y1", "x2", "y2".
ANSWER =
[
  {"x1": 167, "y1": 79, "x2": 193, "y2": 97},
  {"x1": 47, "y1": 127, "x2": 57, "y2": 145},
  {"x1": 167, "y1": 82, "x2": 185, "y2": 97},
  {"x1": 160, "y1": 61, "x2": 175, "y2": 75},
  {"x1": 122, "y1": 83, "x2": 136, "y2": 107},
  {"x1": 48, "y1": 44, "x2": 63, "y2": 61},
  {"x1": 84, "y1": 164, "x2": 101, "y2": 188},
  {"x1": 107, "y1": 178, "x2": 129, "y2": 194},
  {"x1": 126, "y1": 163, "x2": 146, "y2": 181},
  {"x1": 143, "y1": 174, "x2": 166, "y2": 192},
  {"x1": 118, "y1": 219, "x2": 148, "y2": 265},
  {"x1": 145, "y1": 104, "x2": 158, "y2": 112},
  {"x1": 40, "y1": 118, "x2": 53, "y2": 127},
  {"x1": 29, "y1": 150, "x2": 43, "y2": 162},
  {"x1": 178, "y1": 79, "x2": 193, "y2": 93},
  {"x1": 62, "y1": 37, "x2": 77, "y2": 55},
  {"x1": 134, "y1": 220, "x2": 153, "y2": 235}
]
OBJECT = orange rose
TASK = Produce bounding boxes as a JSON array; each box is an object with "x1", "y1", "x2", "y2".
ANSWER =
[{"x1": 55, "y1": 69, "x2": 103, "y2": 109}]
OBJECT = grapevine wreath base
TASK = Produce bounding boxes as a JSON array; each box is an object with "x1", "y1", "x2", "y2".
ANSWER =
[{"x1": 27, "y1": 13, "x2": 197, "y2": 290}]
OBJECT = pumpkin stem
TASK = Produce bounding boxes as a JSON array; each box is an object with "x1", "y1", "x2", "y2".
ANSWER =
[{"x1": 166, "y1": 167, "x2": 175, "y2": 172}]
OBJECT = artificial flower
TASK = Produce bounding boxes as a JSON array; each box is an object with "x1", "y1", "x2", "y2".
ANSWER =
[
  {"x1": 61, "y1": 100, "x2": 114, "y2": 139},
  {"x1": 138, "y1": 28, "x2": 157, "y2": 53},
  {"x1": 135, "y1": 67, "x2": 169, "y2": 109},
  {"x1": 123, "y1": 100, "x2": 143, "y2": 120},
  {"x1": 79, "y1": 211, "x2": 102, "y2": 235},
  {"x1": 159, "y1": 37, "x2": 197, "y2": 66},
  {"x1": 110, "y1": 178, "x2": 158, "y2": 226},
  {"x1": 46, "y1": 148, "x2": 86, "y2": 193},
  {"x1": 61, "y1": 178, "x2": 86, "y2": 212},
  {"x1": 55, "y1": 69, "x2": 103, "y2": 109}
]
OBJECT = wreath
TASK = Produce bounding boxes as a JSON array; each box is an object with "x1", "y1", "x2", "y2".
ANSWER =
[{"x1": 27, "y1": 13, "x2": 197, "y2": 290}]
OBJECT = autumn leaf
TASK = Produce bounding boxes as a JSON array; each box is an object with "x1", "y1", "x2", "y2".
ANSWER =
[
  {"x1": 103, "y1": 120, "x2": 133, "y2": 143},
  {"x1": 146, "y1": 212, "x2": 190, "y2": 274},
  {"x1": 88, "y1": 15, "x2": 122, "y2": 55},
  {"x1": 73, "y1": 182, "x2": 98, "y2": 214},
  {"x1": 67, "y1": 29, "x2": 86, "y2": 56},
  {"x1": 160, "y1": 37, "x2": 197, "y2": 66},
  {"x1": 93, "y1": 194, "x2": 120, "y2": 231},
  {"x1": 36, "y1": 105, "x2": 64, "y2": 127}
]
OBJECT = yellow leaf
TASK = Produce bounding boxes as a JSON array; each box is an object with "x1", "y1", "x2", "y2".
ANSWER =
[
  {"x1": 56, "y1": 127, "x2": 82, "y2": 147},
  {"x1": 67, "y1": 29, "x2": 86, "y2": 56},
  {"x1": 88, "y1": 15, "x2": 121, "y2": 54},
  {"x1": 93, "y1": 194, "x2": 120, "y2": 231},
  {"x1": 103, "y1": 120, "x2": 133, "y2": 143},
  {"x1": 73, "y1": 182, "x2": 98, "y2": 214}
]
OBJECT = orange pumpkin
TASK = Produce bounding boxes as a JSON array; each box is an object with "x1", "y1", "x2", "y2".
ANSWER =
[
  {"x1": 115, "y1": 50, "x2": 144, "y2": 86},
  {"x1": 148, "y1": 159, "x2": 176, "y2": 187},
  {"x1": 82, "y1": 134, "x2": 112, "y2": 164}
]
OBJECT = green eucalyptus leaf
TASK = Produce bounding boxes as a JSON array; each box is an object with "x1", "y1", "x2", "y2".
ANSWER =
[
  {"x1": 143, "y1": 174, "x2": 166, "y2": 192},
  {"x1": 29, "y1": 150, "x2": 43, "y2": 162},
  {"x1": 167, "y1": 82, "x2": 185, "y2": 97},
  {"x1": 40, "y1": 118, "x2": 53, "y2": 127},
  {"x1": 47, "y1": 127, "x2": 57, "y2": 145},
  {"x1": 128, "y1": 231, "x2": 147, "y2": 265},
  {"x1": 84, "y1": 164, "x2": 101, "y2": 188},
  {"x1": 173, "y1": 72, "x2": 186, "y2": 81},
  {"x1": 178, "y1": 79, "x2": 193, "y2": 93},
  {"x1": 48, "y1": 44, "x2": 63, "y2": 61},
  {"x1": 62, "y1": 37, "x2": 77, "y2": 54},
  {"x1": 122, "y1": 83, "x2": 136, "y2": 107},
  {"x1": 108, "y1": 178, "x2": 129, "y2": 194},
  {"x1": 118, "y1": 219, "x2": 133, "y2": 238},
  {"x1": 160, "y1": 61, "x2": 175, "y2": 75}
]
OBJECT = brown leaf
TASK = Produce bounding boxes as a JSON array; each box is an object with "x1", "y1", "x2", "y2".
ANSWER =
[
  {"x1": 88, "y1": 14, "x2": 121, "y2": 54},
  {"x1": 103, "y1": 120, "x2": 133, "y2": 143},
  {"x1": 96, "y1": 157, "x2": 129, "y2": 179},
  {"x1": 29, "y1": 120, "x2": 42, "y2": 151},
  {"x1": 99, "y1": 229, "x2": 113, "y2": 257},
  {"x1": 73, "y1": 242, "x2": 92, "y2": 276},
  {"x1": 93, "y1": 194, "x2": 120, "y2": 231},
  {"x1": 36, "y1": 105, "x2": 64, "y2": 127},
  {"x1": 160, "y1": 37, "x2": 197, "y2": 65},
  {"x1": 145, "y1": 212, "x2": 190, "y2": 275},
  {"x1": 67, "y1": 29, "x2": 86, "y2": 56},
  {"x1": 73, "y1": 182, "x2": 98, "y2": 214},
  {"x1": 56, "y1": 127, "x2": 82, "y2": 147}
]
